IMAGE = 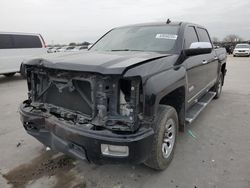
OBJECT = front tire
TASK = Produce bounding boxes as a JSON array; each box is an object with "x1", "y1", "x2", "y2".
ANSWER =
[
  {"x1": 144, "y1": 105, "x2": 178, "y2": 170},
  {"x1": 20, "y1": 63, "x2": 27, "y2": 78}
]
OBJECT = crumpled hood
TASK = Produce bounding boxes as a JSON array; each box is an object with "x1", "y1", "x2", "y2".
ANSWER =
[{"x1": 24, "y1": 50, "x2": 170, "y2": 75}]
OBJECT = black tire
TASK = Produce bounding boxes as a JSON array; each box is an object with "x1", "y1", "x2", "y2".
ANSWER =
[
  {"x1": 20, "y1": 63, "x2": 27, "y2": 78},
  {"x1": 144, "y1": 105, "x2": 178, "y2": 170},
  {"x1": 3, "y1": 73, "x2": 15, "y2": 77},
  {"x1": 212, "y1": 73, "x2": 223, "y2": 99}
]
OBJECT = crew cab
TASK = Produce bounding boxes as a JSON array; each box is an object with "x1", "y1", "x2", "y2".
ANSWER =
[{"x1": 20, "y1": 21, "x2": 227, "y2": 170}]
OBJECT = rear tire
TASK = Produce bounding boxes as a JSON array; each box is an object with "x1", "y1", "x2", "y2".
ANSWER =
[
  {"x1": 144, "y1": 105, "x2": 178, "y2": 170},
  {"x1": 20, "y1": 63, "x2": 27, "y2": 78},
  {"x1": 3, "y1": 73, "x2": 15, "y2": 77},
  {"x1": 212, "y1": 73, "x2": 223, "y2": 99}
]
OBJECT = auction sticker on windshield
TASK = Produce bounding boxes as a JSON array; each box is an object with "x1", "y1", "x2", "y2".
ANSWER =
[{"x1": 155, "y1": 34, "x2": 178, "y2": 40}]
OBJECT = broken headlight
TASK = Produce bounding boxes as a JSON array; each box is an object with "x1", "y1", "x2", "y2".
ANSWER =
[{"x1": 119, "y1": 77, "x2": 142, "y2": 125}]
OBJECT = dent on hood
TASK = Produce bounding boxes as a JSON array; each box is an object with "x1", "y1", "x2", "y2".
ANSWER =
[{"x1": 24, "y1": 51, "x2": 169, "y2": 75}]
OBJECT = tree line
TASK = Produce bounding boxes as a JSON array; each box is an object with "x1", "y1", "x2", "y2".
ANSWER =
[{"x1": 212, "y1": 34, "x2": 248, "y2": 43}]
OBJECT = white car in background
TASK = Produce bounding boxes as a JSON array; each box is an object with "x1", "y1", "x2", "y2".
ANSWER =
[
  {"x1": 70, "y1": 46, "x2": 87, "y2": 52},
  {"x1": 47, "y1": 47, "x2": 56, "y2": 53},
  {"x1": 53, "y1": 47, "x2": 61, "y2": 52},
  {"x1": 0, "y1": 32, "x2": 47, "y2": 77},
  {"x1": 233, "y1": 43, "x2": 250, "y2": 57},
  {"x1": 56, "y1": 46, "x2": 75, "y2": 52}
]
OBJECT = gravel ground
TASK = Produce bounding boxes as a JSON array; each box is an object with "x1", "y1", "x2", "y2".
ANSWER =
[{"x1": 0, "y1": 55, "x2": 249, "y2": 188}]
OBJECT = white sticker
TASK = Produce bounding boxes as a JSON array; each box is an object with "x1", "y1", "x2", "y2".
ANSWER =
[{"x1": 155, "y1": 34, "x2": 178, "y2": 40}]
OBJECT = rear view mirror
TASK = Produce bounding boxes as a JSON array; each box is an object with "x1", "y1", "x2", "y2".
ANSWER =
[{"x1": 185, "y1": 42, "x2": 212, "y2": 56}]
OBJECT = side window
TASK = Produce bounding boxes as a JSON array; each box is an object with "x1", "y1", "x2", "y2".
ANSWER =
[
  {"x1": 0, "y1": 34, "x2": 13, "y2": 49},
  {"x1": 197, "y1": 28, "x2": 211, "y2": 43},
  {"x1": 184, "y1": 26, "x2": 198, "y2": 49},
  {"x1": 13, "y1": 35, "x2": 42, "y2": 48}
]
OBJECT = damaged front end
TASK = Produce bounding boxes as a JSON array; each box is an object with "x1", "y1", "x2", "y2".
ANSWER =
[
  {"x1": 20, "y1": 65, "x2": 154, "y2": 164},
  {"x1": 23, "y1": 66, "x2": 143, "y2": 132}
]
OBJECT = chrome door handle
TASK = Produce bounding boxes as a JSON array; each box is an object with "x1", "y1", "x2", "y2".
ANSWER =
[
  {"x1": 214, "y1": 57, "x2": 218, "y2": 60},
  {"x1": 202, "y1": 60, "x2": 208, "y2": 64}
]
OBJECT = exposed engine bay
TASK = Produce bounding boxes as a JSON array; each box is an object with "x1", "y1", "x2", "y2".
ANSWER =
[{"x1": 25, "y1": 66, "x2": 143, "y2": 132}]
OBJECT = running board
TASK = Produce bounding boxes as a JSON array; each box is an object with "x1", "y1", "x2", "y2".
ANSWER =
[{"x1": 185, "y1": 91, "x2": 216, "y2": 124}]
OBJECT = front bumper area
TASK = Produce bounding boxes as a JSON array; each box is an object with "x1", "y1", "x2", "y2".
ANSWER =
[
  {"x1": 233, "y1": 51, "x2": 250, "y2": 56},
  {"x1": 19, "y1": 102, "x2": 154, "y2": 164}
]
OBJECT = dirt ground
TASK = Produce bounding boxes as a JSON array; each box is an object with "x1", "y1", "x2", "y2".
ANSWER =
[{"x1": 0, "y1": 55, "x2": 250, "y2": 188}]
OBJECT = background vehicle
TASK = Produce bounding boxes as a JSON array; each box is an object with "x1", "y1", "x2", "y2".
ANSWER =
[
  {"x1": 233, "y1": 43, "x2": 250, "y2": 57},
  {"x1": 0, "y1": 32, "x2": 47, "y2": 77},
  {"x1": 20, "y1": 21, "x2": 227, "y2": 170},
  {"x1": 56, "y1": 46, "x2": 75, "y2": 52},
  {"x1": 70, "y1": 46, "x2": 87, "y2": 52},
  {"x1": 47, "y1": 47, "x2": 54, "y2": 53},
  {"x1": 53, "y1": 47, "x2": 62, "y2": 52}
]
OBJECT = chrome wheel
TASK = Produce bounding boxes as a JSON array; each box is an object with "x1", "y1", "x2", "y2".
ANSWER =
[{"x1": 162, "y1": 118, "x2": 176, "y2": 159}]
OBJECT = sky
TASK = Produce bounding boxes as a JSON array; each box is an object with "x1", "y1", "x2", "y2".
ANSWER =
[{"x1": 0, "y1": 0, "x2": 250, "y2": 44}]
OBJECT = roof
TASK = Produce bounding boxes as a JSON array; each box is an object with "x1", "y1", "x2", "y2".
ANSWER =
[
  {"x1": 116, "y1": 21, "x2": 182, "y2": 29},
  {"x1": 115, "y1": 21, "x2": 206, "y2": 30},
  {"x1": 0, "y1": 31, "x2": 41, "y2": 36}
]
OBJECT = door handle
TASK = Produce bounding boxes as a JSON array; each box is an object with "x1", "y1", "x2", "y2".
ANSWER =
[
  {"x1": 202, "y1": 60, "x2": 208, "y2": 64},
  {"x1": 214, "y1": 56, "x2": 218, "y2": 60}
]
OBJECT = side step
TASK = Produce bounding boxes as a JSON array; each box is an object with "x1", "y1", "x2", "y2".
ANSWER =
[{"x1": 185, "y1": 92, "x2": 216, "y2": 124}]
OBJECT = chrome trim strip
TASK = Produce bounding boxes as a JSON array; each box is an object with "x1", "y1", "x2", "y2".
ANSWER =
[{"x1": 188, "y1": 79, "x2": 216, "y2": 103}]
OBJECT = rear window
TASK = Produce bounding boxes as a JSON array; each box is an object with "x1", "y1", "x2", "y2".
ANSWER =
[
  {"x1": 13, "y1": 35, "x2": 42, "y2": 48},
  {"x1": 0, "y1": 34, "x2": 13, "y2": 49}
]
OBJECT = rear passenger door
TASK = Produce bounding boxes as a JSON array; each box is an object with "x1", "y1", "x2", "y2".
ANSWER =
[
  {"x1": 184, "y1": 26, "x2": 210, "y2": 107},
  {"x1": 196, "y1": 27, "x2": 219, "y2": 85}
]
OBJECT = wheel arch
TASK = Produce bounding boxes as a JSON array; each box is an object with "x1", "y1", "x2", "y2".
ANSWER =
[
  {"x1": 158, "y1": 86, "x2": 186, "y2": 132},
  {"x1": 143, "y1": 67, "x2": 186, "y2": 132},
  {"x1": 20, "y1": 62, "x2": 27, "y2": 78},
  {"x1": 220, "y1": 63, "x2": 226, "y2": 85}
]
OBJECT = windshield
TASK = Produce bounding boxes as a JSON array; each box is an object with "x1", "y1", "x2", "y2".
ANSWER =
[
  {"x1": 90, "y1": 25, "x2": 179, "y2": 53},
  {"x1": 235, "y1": 44, "x2": 250, "y2": 49}
]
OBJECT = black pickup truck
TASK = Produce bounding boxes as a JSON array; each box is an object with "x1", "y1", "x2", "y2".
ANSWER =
[{"x1": 20, "y1": 21, "x2": 227, "y2": 170}]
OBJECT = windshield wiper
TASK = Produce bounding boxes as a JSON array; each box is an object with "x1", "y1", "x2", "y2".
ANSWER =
[{"x1": 110, "y1": 49, "x2": 144, "y2": 52}]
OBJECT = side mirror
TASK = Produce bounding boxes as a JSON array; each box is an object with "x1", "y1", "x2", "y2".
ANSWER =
[{"x1": 184, "y1": 42, "x2": 212, "y2": 56}]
